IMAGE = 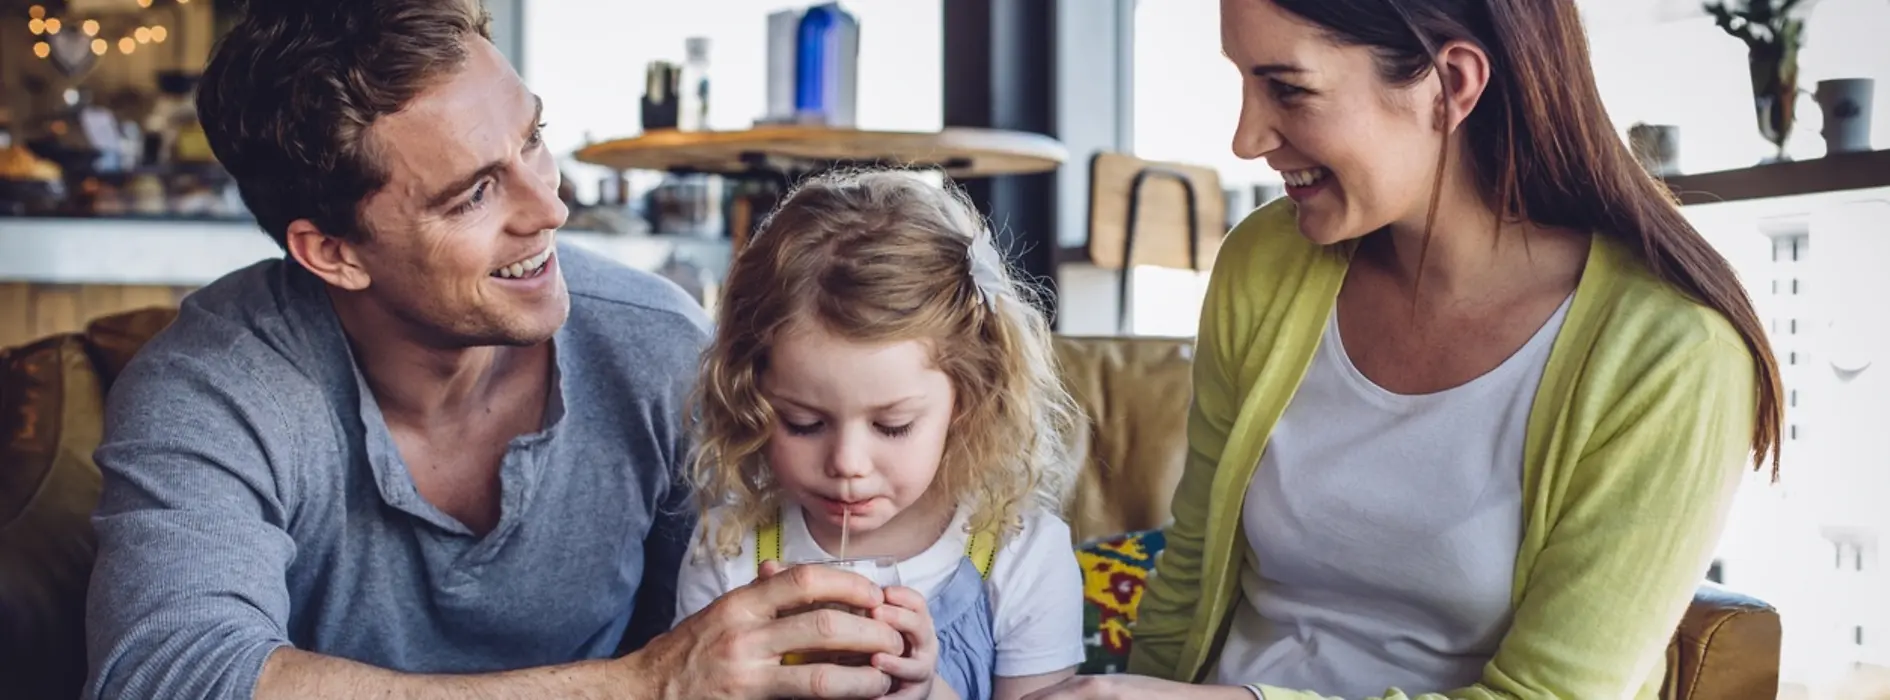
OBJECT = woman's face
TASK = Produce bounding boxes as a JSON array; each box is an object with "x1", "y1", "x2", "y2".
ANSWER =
[{"x1": 1221, "y1": 0, "x2": 1447, "y2": 244}]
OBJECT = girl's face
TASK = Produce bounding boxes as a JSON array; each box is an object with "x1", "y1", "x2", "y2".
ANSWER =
[{"x1": 760, "y1": 323, "x2": 956, "y2": 539}]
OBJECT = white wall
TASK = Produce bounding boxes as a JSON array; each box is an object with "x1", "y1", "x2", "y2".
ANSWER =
[{"x1": 1584, "y1": 0, "x2": 1890, "y2": 171}]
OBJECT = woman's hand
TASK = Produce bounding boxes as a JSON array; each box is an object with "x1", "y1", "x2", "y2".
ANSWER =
[
  {"x1": 870, "y1": 585, "x2": 946, "y2": 699},
  {"x1": 1020, "y1": 674, "x2": 1257, "y2": 700}
]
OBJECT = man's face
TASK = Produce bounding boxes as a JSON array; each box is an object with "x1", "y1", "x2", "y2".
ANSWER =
[{"x1": 350, "y1": 36, "x2": 570, "y2": 348}]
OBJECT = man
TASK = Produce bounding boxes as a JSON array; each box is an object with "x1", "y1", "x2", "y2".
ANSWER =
[{"x1": 84, "y1": 1, "x2": 906, "y2": 698}]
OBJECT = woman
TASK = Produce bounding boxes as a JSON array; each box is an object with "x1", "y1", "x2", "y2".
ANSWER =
[{"x1": 1024, "y1": 1, "x2": 1781, "y2": 699}]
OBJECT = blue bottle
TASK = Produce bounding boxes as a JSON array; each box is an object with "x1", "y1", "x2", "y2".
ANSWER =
[{"x1": 794, "y1": 2, "x2": 859, "y2": 127}]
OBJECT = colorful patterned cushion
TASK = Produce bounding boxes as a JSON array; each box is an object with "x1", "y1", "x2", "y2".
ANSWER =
[{"x1": 1075, "y1": 529, "x2": 1167, "y2": 675}]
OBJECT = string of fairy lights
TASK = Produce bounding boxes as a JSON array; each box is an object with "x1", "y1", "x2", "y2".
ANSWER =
[{"x1": 27, "y1": 1, "x2": 177, "y2": 61}]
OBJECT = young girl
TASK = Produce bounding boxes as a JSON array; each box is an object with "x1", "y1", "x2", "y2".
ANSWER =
[{"x1": 675, "y1": 169, "x2": 1087, "y2": 700}]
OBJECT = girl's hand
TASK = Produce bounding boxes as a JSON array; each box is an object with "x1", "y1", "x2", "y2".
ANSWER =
[{"x1": 870, "y1": 585, "x2": 946, "y2": 699}]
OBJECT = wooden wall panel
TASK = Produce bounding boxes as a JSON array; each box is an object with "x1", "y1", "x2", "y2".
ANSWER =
[
  {"x1": 0, "y1": 283, "x2": 189, "y2": 350},
  {"x1": 0, "y1": 284, "x2": 28, "y2": 349},
  {"x1": 31, "y1": 287, "x2": 81, "y2": 342}
]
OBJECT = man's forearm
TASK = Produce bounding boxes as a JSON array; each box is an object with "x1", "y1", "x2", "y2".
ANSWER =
[{"x1": 257, "y1": 647, "x2": 655, "y2": 700}]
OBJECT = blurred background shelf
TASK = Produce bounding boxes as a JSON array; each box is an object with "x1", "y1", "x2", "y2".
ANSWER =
[
  {"x1": 572, "y1": 125, "x2": 1067, "y2": 180},
  {"x1": 0, "y1": 217, "x2": 730, "y2": 348},
  {"x1": 1663, "y1": 149, "x2": 1890, "y2": 206},
  {"x1": 0, "y1": 217, "x2": 726, "y2": 286}
]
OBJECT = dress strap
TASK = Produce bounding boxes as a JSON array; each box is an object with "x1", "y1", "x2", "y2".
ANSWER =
[
  {"x1": 756, "y1": 515, "x2": 783, "y2": 570},
  {"x1": 965, "y1": 526, "x2": 998, "y2": 580}
]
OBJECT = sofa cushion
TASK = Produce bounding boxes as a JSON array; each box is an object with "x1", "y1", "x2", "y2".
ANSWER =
[
  {"x1": 0, "y1": 333, "x2": 107, "y2": 699},
  {"x1": 81, "y1": 306, "x2": 177, "y2": 388},
  {"x1": 1054, "y1": 337, "x2": 1194, "y2": 544},
  {"x1": 1076, "y1": 529, "x2": 1167, "y2": 675}
]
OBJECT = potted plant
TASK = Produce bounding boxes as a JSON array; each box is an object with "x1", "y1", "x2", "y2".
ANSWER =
[{"x1": 1704, "y1": 0, "x2": 1811, "y2": 163}]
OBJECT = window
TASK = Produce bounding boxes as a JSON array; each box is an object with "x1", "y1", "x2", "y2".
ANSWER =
[
  {"x1": 521, "y1": 1, "x2": 942, "y2": 203},
  {"x1": 1131, "y1": 0, "x2": 1267, "y2": 190}
]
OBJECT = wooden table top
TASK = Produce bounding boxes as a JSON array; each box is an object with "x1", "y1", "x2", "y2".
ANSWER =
[{"x1": 571, "y1": 125, "x2": 1068, "y2": 179}]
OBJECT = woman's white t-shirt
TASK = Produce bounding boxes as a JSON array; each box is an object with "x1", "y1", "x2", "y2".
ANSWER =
[
  {"x1": 1212, "y1": 294, "x2": 1571, "y2": 695},
  {"x1": 674, "y1": 502, "x2": 1088, "y2": 678}
]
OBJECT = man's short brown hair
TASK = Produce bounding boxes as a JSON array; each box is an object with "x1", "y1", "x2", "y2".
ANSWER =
[{"x1": 198, "y1": 0, "x2": 493, "y2": 248}]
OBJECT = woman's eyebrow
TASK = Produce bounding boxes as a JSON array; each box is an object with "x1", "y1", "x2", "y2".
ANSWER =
[
  {"x1": 1249, "y1": 62, "x2": 1308, "y2": 77},
  {"x1": 1219, "y1": 47, "x2": 1309, "y2": 77}
]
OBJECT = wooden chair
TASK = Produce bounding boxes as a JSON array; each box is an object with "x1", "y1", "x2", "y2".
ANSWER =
[{"x1": 1085, "y1": 152, "x2": 1227, "y2": 334}]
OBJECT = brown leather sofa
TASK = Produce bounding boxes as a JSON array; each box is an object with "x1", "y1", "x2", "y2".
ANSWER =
[
  {"x1": 2, "y1": 307, "x2": 174, "y2": 700},
  {"x1": 2, "y1": 309, "x2": 1781, "y2": 699}
]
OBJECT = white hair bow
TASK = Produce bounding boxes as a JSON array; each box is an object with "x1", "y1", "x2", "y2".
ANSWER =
[{"x1": 967, "y1": 230, "x2": 1007, "y2": 310}]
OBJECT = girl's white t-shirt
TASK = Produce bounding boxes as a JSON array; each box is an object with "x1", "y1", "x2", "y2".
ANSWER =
[{"x1": 674, "y1": 502, "x2": 1088, "y2": 678}]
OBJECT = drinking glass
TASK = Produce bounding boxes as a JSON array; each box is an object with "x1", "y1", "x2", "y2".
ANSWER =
[{"x1": 779, "y1": 556, "x2": 900, "y2": 667}]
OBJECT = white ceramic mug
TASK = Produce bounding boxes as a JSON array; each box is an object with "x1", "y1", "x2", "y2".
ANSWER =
[{"x1": 1815, "y1": 78, "x2": 1874, "y2": 155}]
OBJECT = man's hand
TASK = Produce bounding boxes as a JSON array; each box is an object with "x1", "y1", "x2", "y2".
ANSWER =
[
  {"x1": 869, "y1": 585, "x2": 943, "y2": 699},
  {"x1": 629, "y1": 561, "x2": 906, "y2": 700}
]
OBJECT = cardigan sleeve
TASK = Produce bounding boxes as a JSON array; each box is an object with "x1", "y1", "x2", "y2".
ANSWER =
[
  {"x1": 1245, "y1": 335, "x2": 1758, "y2": 700},
  {"x1": 1124, "y1": 223, "x2": 1248, "y2": 680}
]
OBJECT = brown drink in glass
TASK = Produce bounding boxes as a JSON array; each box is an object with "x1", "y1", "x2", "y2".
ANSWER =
[{"x1": 778, "y1": 556, "x2": 901, "y2": 667}]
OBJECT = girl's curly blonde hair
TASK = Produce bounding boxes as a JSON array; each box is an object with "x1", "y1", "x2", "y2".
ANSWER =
[{"x1": 688, "y1": 168, "x2": 1081, "y2": 559}]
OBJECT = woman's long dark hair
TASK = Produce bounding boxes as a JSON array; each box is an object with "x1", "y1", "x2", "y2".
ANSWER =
[{"x1": 1269, "y1": 0, "x2": 1782, "y2": 475}]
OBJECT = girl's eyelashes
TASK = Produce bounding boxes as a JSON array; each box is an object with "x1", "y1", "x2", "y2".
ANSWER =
[{"x1": 777, "y1": 419, "x2": 914, "y2": 438}]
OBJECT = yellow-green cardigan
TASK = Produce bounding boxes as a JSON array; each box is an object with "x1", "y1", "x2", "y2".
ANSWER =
[{"x1": 1126, "y1": 198, "x2": 1760, "y2": 699}]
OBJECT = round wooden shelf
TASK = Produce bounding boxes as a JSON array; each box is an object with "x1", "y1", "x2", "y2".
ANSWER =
[{"x1": 572, "y1": 125, "x2": 1068, "y2": 179}]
